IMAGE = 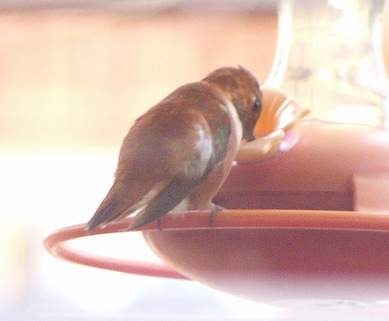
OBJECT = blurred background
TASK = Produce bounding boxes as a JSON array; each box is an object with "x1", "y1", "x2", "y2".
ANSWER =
[{"x1": 1, "y1": 0, "x2": 389, "y2": 320}]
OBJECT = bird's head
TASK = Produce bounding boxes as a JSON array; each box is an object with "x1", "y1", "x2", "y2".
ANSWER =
[{"x1": 203, "y1": 66, "x2": 262, "y2": 142}]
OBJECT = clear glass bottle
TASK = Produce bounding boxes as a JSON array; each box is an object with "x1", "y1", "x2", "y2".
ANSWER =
[{"x1": 266, "y1": 0, "x2": 389, "y2": 126}]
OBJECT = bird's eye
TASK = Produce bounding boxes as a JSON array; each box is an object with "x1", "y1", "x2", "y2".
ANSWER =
[{"x1": 253, "y1": 99, "x2": 261, "y2": 112}]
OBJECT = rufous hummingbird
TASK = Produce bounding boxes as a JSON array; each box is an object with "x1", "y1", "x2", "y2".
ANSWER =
[{"x1": 86, "y1": 66, "x2": 262, "y2": 230}]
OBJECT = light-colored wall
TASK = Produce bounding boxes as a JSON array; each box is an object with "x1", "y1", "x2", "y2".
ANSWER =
[{"x1": 0, "y1": 12, "x2": 277, "y2": 151}]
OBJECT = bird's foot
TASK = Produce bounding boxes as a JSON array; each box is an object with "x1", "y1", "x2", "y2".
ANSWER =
[{"x1": 209, "y1": 204, "x2": 224, "y2": 227}]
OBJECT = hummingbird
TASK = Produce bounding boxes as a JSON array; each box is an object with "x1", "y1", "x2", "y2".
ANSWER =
[{"x1": 86, "y1": 66, "x2": 262, "y2": 231}]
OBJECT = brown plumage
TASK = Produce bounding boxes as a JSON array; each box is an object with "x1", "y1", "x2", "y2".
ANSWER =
[{"x1": 86, "y1": 66, "x2": 262, "y2": 230}]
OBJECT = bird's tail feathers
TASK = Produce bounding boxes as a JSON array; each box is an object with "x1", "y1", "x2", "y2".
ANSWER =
[
  {"x1": 86, "y1": 180, "x2": 166, "y2": 231},
  {"x1": 86, "y1": 199, "x2": 119, "y2": 231},
  {"x1": 86, "y1": 184, "x2": 134, "y2": 231}
]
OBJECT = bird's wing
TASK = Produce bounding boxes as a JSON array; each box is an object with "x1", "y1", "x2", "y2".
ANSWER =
[
  {"x1": 129, "y1": 157, "x2": 209, "y2": 230},
  {"x1": 86, "y1": 108, "x2": 216, "y2": 230}
]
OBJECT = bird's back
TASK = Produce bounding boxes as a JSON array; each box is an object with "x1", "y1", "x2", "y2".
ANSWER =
[{"x1": 87, "y1": 81, "x2": 232, "y2": 230}]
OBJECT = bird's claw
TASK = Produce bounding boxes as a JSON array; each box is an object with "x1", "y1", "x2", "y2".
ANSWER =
[{"x1": 209, "y1": 204, "x2": 224, "y2": 227}]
